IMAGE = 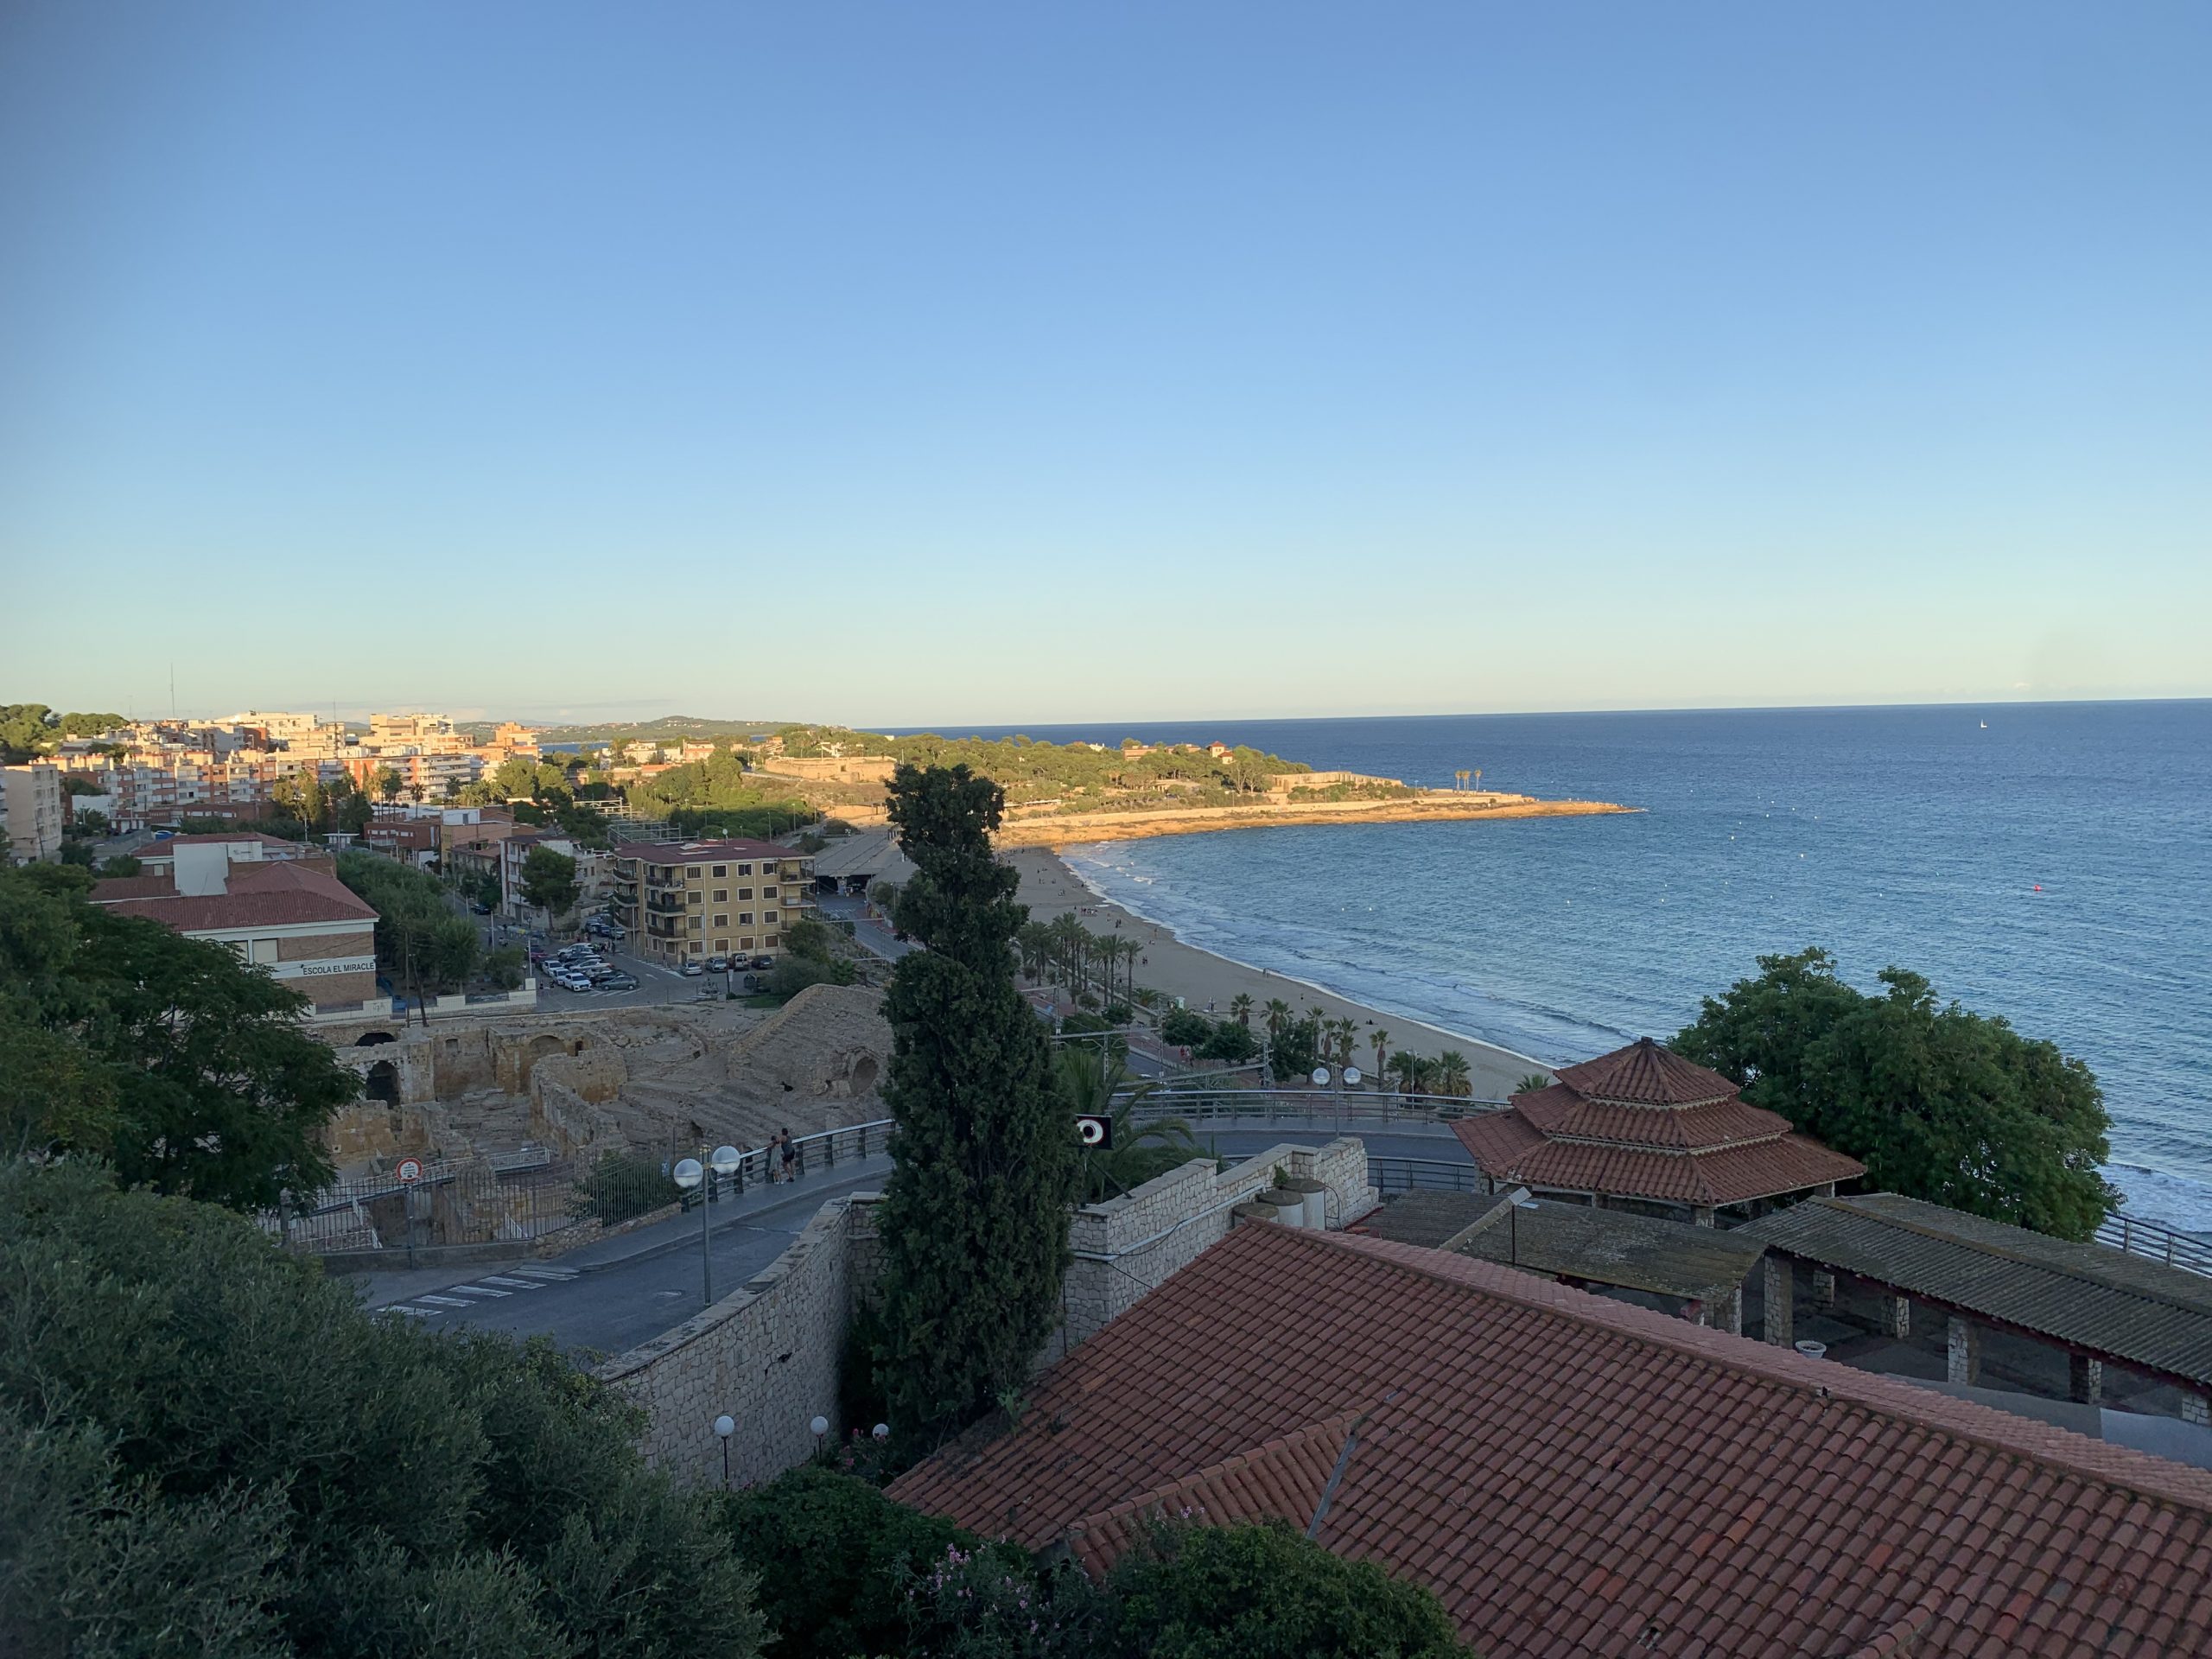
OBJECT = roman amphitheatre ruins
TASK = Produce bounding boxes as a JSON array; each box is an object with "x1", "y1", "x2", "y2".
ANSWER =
[{"x1": 316, "y1": 983, "x2": 893, "y2": 1179}]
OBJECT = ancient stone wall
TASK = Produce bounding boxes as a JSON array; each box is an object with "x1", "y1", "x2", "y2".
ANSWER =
[{"x1": 594, "y1": 1196, "x2": 858, "y2": 1491}]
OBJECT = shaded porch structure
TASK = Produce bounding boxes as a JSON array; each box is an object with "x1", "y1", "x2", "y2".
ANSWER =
[
  {"x1": 1356, "y1": 1188, "x2": 1766, "y2": 1332},
  {"x1": 1452, "y1": 1036, "x2": 1866, "y2": 1227},
  {"x1": 1738, "y1": 1193, "x2": 2212, "y2": 1425}
]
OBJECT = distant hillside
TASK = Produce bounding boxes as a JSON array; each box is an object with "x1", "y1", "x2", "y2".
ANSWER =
[{"x1": 527, "y1": 715, "x2": 799, "y2": 745}]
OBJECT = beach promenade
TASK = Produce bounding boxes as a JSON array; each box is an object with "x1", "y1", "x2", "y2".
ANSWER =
[{"x1": 1008, "y1": 848, "x2": 1548, "y2": 1101}]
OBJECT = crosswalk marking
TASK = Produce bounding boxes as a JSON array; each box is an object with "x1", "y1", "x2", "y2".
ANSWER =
[
  {"x1": 480, "y1": 1276, "x2": 537, "y2": 1288},
  {"x1": 418, "y1": 1294, "x2": 472, "y2": 1306},
  {"x1": 449, "y1": 1284, "x2": 510, "y2": 1297},
  {"x1": 510, "y1": 1265, "x2": 576, "y2": 1280},
  {"x1": 385, "y1": 1305, "x2": 436, "y2": 1318}
]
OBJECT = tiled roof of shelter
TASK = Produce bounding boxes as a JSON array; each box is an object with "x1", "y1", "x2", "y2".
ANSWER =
[
  {"x1": 1554, "y1": 1036, "x2": 1739, "y2": 1107},
  {"x1": 1357, "y1": 1190, "x2": 1766, "y2": 1301},
  {"x1": 1453, "y1": 1110, "x2": 1864, "y2": 1207},
  {"x1": 891, "y1": 1224, "x2": 2212, "y2": 1657},
  {"x1": 1453, "y1": 1037, "x2": 1865, "y2": 1207},
  {"x1": 93, "y1": 859, "x2": 376, "y2": 933},
  {"x1": 1738, "y1": 1194, "x2": 2212, "y2": 1389},
  {"x1": 610, "y1": 838, "x2": 801, "y2": 863}
]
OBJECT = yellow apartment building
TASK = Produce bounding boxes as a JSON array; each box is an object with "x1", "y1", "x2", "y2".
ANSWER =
[{"x1": 608, "y1": 838, "x2": 815, "y2": 966}]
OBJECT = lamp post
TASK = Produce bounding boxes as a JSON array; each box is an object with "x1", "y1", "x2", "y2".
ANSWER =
[
  {"x1": 713, "y1": 1414, "x2": 735, "y2": 1489},
  {"x1": 810, "y1": 1414, "x2": 830, "y2": 1458},
  {"x1": 1503, "y1": 1185, "x2": 1537, "y2": 1266},
  {"x1": 671, "y1": 1142, "x2": 743, "y2": 1306}
]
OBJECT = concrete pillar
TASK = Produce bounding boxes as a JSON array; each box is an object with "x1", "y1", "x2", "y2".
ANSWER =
[
  {"x1": 1812, "y1": 1271, "x2": 1837, "y2": 1309},
  {"x1": 2183, "y1": 1392, "x2": 2210, "y2": 1428},
  {"x1": 1690, "y1": 1206, "x2": 1717, "y2": 1229},
  {"x1": 1763, "y1": 1256, "x2": 1795, "y2": 1347},
  {"x1": 1816, "y1": 1182, "x2": 1836, "y2": 1198},
  {"x1": 1885, "y1": 1295, "x2": 1910, "y2": 1339},
  {"x1": 2068, "y1": 1355, "x2": 2103, "y2": 1408},
  {"x1": 1722, "y1": 1285, "x2": 1743, "y2": 1337},
  {"x1": 1947, "y1": 1314, "x2": 1981, "y2": 1385}
]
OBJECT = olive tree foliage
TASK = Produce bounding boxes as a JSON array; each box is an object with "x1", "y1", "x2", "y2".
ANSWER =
[
  {"x1": 872, "y1": 764, "x2": 1077, "y2": 1440},
  {"x1": 0, "y1": 1161, "x2": 764, "y2": 1659}
]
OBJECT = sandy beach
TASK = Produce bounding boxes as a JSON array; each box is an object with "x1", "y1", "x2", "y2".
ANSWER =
[{"x1": 1008, "y1": 847, "x2": 1550, "y2": 1102}]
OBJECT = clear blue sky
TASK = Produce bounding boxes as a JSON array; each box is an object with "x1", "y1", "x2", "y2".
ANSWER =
[{"x1": 3, "y1": 3, "x2": 2207, "y2": 727}]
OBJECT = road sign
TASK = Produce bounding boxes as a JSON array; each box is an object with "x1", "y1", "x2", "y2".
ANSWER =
[
  {"x1": 1075, "y1": 1114, "x2": 1111, "y2": 1149},
  {"x1": 395, "y1": 1157, "x2": 424, "y2": 1185}
]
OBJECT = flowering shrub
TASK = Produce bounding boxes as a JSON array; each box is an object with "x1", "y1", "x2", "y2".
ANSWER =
[{"x1": 899, "y1": 1543, "x2": 1107, "y2": 1659}]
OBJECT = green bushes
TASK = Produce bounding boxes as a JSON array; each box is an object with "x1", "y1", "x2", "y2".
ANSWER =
[
  {"x1": 569, "y1": 1149, "x2": 678, "y2": 1224},
  {"x1": 715, "y1": 1469, "x2": 1471, "y2": 1659},
  {"x1": 335, "y1": 849, "x2": 480, "y2": 992},
  {"x1": 0, "y1": 1160, "x2": 763, "y2": 1659}
]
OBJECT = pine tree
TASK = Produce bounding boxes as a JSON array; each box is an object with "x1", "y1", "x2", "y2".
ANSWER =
[{"x1": 874, "y1": 764, "x2": 1075, "y2": 1437}]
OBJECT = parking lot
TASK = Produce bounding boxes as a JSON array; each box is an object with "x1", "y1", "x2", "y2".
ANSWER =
[{"x1": 529, "y1": 931, "x2": 765, "y2": 1010}]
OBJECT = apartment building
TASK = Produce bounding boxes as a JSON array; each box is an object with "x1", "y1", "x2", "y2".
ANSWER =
[
  {"x1": 607, "y1": 838, "x2": 814, "y2": 966},
  {"x1": 498, "y1": 831, "x2": 609, "y2": 918},
  {"x1": 367, "y1": 711, "x2": 457, "y2": 747},
  {"x1": 92, "y1": 840, "x2": 380, "y2": 1019},
  {"x1": 1, "y1": 763, "x2": 65, "y2": 863}
]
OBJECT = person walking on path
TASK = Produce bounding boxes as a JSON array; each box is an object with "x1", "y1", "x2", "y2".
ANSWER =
[{"x1": 779, "y1": 1128, "x2": 798, "y2": 1185}]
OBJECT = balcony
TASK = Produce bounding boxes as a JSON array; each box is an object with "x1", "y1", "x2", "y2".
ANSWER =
[{"x1": 645, "y1": 891, "x2": 688, "y2": 914}]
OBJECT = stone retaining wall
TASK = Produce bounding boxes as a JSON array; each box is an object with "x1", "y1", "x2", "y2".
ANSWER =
[{"x1": 594, "y1": 1195, "x2": 860, "y2": 1491}]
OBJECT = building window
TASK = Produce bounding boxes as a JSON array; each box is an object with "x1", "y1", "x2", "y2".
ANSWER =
[
  {"x1": 766, "y1": 933, "x2": 779, "y2": 948},
  {"x1": 686, "y1": 866, "x2": 701, "y2": 878},
  {"x1": 690, "y1": 918, "x2": 702, "y2": 932},
  {"x1": 738, "y1": 887, "x2": 753, "y2": 900},
  {"x1": 712, "y1": 864, "x2": 727, "y2": 877},
  {"x1": 715, "y1": 938, "x2": 728, "y2": 952},
  {"x1": 250, "y1": 938, "x2": 281, "y2": 964},
  {"x1": 764, "y1": 910, "x2": 779, "y2": 924},
  {"x1": 713, "y1": 914, "x2": 728, "y2": 927},
  {"x1": 712, "y1": 889, "x2": 727, "y2": 902},
  {"x1": 740, "y1": 937, "x2": 754, "y2": 950},
  {"x1": 738, "y1": 912, "x2": 753, "y2": 925},
  {"x1": 761, "y1": 885, "x2": 778, "y2": 899},
  {"x1": 737, "y1": 862, "x2": 752, "y2": 876},
  {"x1": 688, "y1": 891, "x2": 701, "y2": 905}
]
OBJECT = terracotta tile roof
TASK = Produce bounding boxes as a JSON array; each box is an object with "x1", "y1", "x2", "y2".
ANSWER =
[
  {"x1": 137, "y1": 831, "x2": 304, "y2": 858},
  {"x1": 1455, "y1": 1112, "x2": 1866, "y2": 1206},
  {"x1": 1554, "y1": 1036, "x2": 1739, "y2": 1107},
  {"x1": 1453, "y1": 1037, "x2": 1866, "y2": 1208},
  {"x1": 892, "y1": 1224, "x2": 2212, "y2": 1657},
  {"x1": 1064, "y1": 1413, "x2": 1357, "y2": 1578},
  {"x1": 1515, "y1": 1082, "x2": 1791, "y2": 1150},
  {"x1": 93, "y1": 859, "x2": 377, "y2": 933},
  {"x1": 1739, "y1": 1194, "x2": 2212, "y2": 1389}
]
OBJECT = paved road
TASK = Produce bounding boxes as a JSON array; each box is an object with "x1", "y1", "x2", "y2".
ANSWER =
[
  {"x1": 354, "y1": 1122, "x2": 1469, "y2": 1356},
  {"x1": 815, "y1": 893, "x2": 916, "y2": 961}
]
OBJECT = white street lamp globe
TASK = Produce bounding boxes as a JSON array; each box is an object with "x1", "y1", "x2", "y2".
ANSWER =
[
  {"x1": 710, "y1": 1144, "x2": 741, "y2": 1175},
  {"x1": 1344, "y1": 1066, "x2": 1363, "y2": 1086},
  {"x1": 872, "y1": 1423, "x2": 890, "y2": 1441},
  {"x1": 1310, "y1": 1067, "x2": 1331, "y2": 1086},
  {"x1": 714, "y1": 1414, "x2": 735, "y2": 1439},
  {"x1": 672, "y1": 1157, "x2": 704, "y2": 1191},
  {"x1": 809, "y1": 1414, "x2": 830, "y2": 1438}
]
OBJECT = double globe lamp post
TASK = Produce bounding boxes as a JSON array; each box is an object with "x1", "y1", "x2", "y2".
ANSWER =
[{"x1": 671, "y1": 1143, "x2": 744, "y2": 1306}]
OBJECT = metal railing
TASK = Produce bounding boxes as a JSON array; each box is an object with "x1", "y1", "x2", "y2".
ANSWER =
[
  {"x1": 2095, "y1": 1212, "x2": 2212, "y2": 1279},
  {"x1": 268, "y1": 1151, "x2": 582, "y2": 1253},
  {"x1": 1368, "y1": 1156, "x2": 1486, "y2": 1195},
  {"x1": 676, "y1": 1118, "x2": 895, "y2": 1208},
  {"x1": 1129, "y1": 1087, "x2": 1504, "y2": 1127}
]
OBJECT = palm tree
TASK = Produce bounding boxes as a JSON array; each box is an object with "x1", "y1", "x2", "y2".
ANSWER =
[
  {"x1": 1516, "y1": 1072, "x2": 1552, "y2": 1096},
  {"x1": 1263, "y1": 999, "x2": 1292, "y2": 1041},
  {"x1": 1389, "y1": 1050, "x2": 1423, "y2": 1094},
  {"x1": 1055, "y1": 1050, "x2": 1199, "y2": 1202},
  {"x1": 1435, "y1": 1050, "x2": 1471, "y2": 1098},
  {"x1": 1370, "y1": 1028, "x2": 1390, "y2": 1084},
  {"x1": 1230, "y1": 993, "x2": 1253, "y2": 1027}
]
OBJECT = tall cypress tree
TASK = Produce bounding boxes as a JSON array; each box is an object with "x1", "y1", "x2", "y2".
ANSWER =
[{"x1": 874, "y1": 764, "x2": 1075, "y2": 1437}]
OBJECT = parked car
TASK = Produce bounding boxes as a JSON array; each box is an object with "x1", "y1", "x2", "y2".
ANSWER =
[
  {"x1": 680, "y1": 962, "x2": 704, "y2": 977},
  {"x1": 584, "y1": 963, "x2": 617, "y2": 982},
  {"x1": 601, "y1": 973, "x2": 639, "y2": 991},
  {"x1": 470, "y1": 901, "x2": 492, "y2": 915},
  {"x1": 705, "y1": 956, "x2": 729, "y2": 974},
  {"x1": 750, "y1": 954, "x2": 774, "y2": 970}
]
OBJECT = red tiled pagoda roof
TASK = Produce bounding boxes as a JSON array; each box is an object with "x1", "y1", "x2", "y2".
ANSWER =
[{"x1": 1452, "y1": 1036, "x2": 1864, "y2": 1207}]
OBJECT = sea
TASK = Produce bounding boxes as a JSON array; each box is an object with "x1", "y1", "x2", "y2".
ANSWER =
[{"x1": 916, "y1": 702, "x2": 2212, "y2": 1231}]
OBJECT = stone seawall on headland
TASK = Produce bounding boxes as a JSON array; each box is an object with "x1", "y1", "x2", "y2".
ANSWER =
[{"x1": 991, "y1": 791, "x2": 1634, "y2": 849}]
